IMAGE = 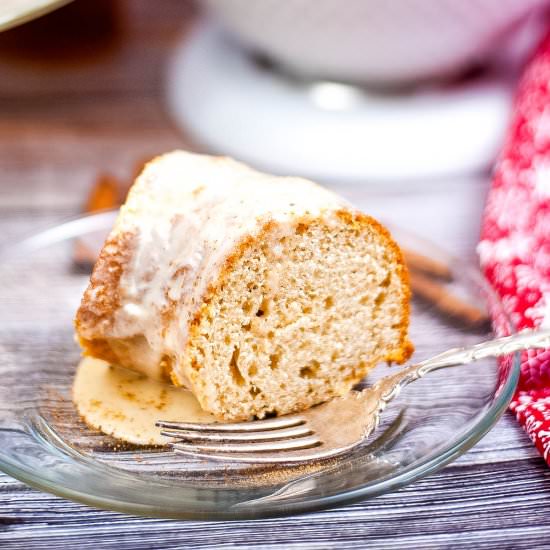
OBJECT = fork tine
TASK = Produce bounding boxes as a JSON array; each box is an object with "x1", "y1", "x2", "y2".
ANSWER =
[
  {"x1": 160, "y1": 425, "x2": 313, "y2": 442},
  {"x1": 156, "y1": 415, "x2": 305, "y2": 432},
  {"x1": 172, "y1": 435, "x2": 321, "y2": 454}
]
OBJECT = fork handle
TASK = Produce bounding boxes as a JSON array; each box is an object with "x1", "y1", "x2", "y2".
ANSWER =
[
  {"x1": 373, "y1": 329, "x2": 550, "y2": 405},
  {"x1": 415, "y1": 328, "x2": 550, "y2": 374}
]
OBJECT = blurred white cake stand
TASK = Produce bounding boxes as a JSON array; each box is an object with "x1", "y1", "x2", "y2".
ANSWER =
[{"x1": 167, "y1": 22, "x2": 514, "y2": 184}]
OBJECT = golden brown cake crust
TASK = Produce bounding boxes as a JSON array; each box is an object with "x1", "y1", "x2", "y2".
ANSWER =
[{"x1": 75, "y1": 231, "x2": 137, "y2": 365}]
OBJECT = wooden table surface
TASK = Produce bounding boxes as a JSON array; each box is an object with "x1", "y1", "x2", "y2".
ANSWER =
[{"x1": 1, "y1": 2, "x2": 550, "y2": 548}]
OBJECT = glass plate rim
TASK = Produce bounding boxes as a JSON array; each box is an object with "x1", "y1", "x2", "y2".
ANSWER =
[{"x1": 0, "y1": 210, "x2": 521, "y2": 520}]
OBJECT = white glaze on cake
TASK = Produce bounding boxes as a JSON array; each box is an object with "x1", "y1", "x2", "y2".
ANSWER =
[{"x1": 94, "y1": 151, "x2": 349, "y2": 384}]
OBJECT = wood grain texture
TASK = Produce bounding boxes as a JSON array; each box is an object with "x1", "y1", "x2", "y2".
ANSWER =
[{"x1": 0, "y1": 1, "x2": 549, "y2": 548}]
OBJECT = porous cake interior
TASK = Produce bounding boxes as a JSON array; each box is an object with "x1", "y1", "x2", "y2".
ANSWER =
[{"x1": 183, "y1": 215, "x2": 409, "y2": 421}]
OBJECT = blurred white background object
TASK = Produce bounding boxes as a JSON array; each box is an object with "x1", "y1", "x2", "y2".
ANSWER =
[
  {"x1": 204, "y1": 0, "x2": 547, "y2": 84},
  {"x1": 168, "y1": 0, "x2": 548, "y2": 184},
  {"x1": 168, "y1": 23, "x2": 514, "y2": 183}
]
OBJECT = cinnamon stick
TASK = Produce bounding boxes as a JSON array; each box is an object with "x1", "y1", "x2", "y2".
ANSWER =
[
  {"x1": 403, "y1": 248, "x2": 453, "y2": 282},
  {"x1": 73, "y1": 173, "x2": 121, "y2": 271},
  {"x1": 83, "y1": 173, "x2": 120, "y2": 212},
  {"x1": 409, "y1": 270, "x2": 489, "y2": 327},
  {"x1": 73, "y1": 240, "x2": 99, "y2": 272}
]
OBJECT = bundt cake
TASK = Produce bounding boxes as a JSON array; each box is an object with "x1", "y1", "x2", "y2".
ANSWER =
[{"x1": 75, "y1": 151, "x2": 412, "y2": 421}]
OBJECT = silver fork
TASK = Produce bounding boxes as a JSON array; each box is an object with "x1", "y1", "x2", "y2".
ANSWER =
[{"x1": 157, "y1": 329, "x2": 550, "y2": 464}]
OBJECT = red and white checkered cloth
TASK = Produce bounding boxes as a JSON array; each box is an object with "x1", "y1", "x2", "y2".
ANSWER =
[{"x1": 479, "y1": 30, "x2": 550, "y2": 464}]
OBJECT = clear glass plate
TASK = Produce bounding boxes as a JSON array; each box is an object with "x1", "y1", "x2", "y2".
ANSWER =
[{"x1": 0, "y1": 211, "x2": 519, "y2": 520}]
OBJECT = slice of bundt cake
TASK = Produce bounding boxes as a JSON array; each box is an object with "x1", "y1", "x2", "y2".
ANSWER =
[{"x1": 75, "y1": 150, "x2": 412, "y2": 421}]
